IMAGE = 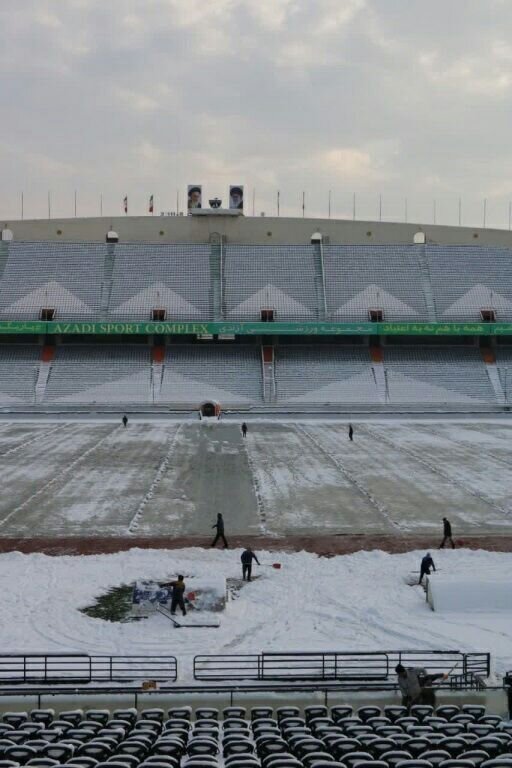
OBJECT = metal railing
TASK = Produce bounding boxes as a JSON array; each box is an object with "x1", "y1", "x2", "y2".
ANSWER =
[
  {"x1": 193, "y1": 650, "x2": 490, "y2": 686},
  {"x1": 0, "y1": 654, "x2": 178, "y2": 684}
]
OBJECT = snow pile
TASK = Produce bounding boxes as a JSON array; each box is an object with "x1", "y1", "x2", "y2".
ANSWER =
[{"x1": 0, "y1": 547, "x2": 511, "y2": 680}]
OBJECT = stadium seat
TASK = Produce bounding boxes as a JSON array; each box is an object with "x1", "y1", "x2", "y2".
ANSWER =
[
  {"x1": 28, "y1": 715, "x2": 53, "y2": 729},
  {"x1": 59, "y1": 712, "x2": 84, "y2": 727},
  {"x1": 436, "y1": 708, "x2": 460, "y2": 721},
  {"x1": 138, "y1": 712, "x2": 163, "y2": 724},
  {"x1": 2, "y1": 718, "x2": 28, "y2": 731},
  {"x1": 459, "y1": 751, "x2": 491, "y2": 766},
  {"x1": 330, "y1": 708, "x2": 352, "y2": 724},
  {"x1": 340, "y1": 752, "x2": 374, "y2": 768},
  {"x1": 195, "y1": 711, "x2": 219, "y2": 723},
  {"x1": 4, "y1": 746, "x2": 37, "y2": 765},
  {"x1": 380, "y1": 750, "x2": 414, "y2": 768},
  {"x1": 85, "y1": 714, "x2": 111, "y2": 727}
]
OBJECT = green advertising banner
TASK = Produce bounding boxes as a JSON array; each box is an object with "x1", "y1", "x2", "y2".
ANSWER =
[{"x1": 0, "y1": 319, "x2": 512, "y2": 336}]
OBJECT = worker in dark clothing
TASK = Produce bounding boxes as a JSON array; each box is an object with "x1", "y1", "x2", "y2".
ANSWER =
[
  {"x1": 420, "y1": 671, "x2": 447, "y2": 707},
  {"x1": 241, "y1": 547, "x2": 260, "y2": 581},
  {"x1": 211, "y1": 513, "x2": 228, "y2": 548},
  {"x1": 440, "y1": 517, "x2": 455, "y2": 549},
  {"x1": 122, "y1": 415, "x2": 128, "y2": 427},
  {"x1": 348, "y1": 424, "x2": 354, "y2": 441},
  {"x1": 419, "y1": 552, "x2": 436, "y2": 584},
  {"x1": 396, "y1": 664, "x2": 447, "y2": 709},
  {"x1": 170, "y1": 575, "x2": 186, "y2": 616},
  {"x1": 241, "y1": 422, "x2": 248, "y2": 438}
]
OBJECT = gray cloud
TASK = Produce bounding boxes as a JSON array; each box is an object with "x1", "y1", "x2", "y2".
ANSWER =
[{"x1": 1, "y1": 0, "x2": 512, "y2": 228}]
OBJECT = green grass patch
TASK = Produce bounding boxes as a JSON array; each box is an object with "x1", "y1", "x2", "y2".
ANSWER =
[{"x1": 80, "y1": 583, "x2": 137, "y2": 623}]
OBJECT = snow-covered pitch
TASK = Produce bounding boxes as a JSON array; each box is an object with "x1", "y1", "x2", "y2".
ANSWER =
[
  {"x1": 0, "y1": 547, "x2": 510, "y2": 679},
  {"x1": 0, "y1": 418, "x2": 511, "y2": 537}
]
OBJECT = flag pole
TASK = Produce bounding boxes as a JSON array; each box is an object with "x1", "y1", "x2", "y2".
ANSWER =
[
  {"x1": 100, "y1": 193, "x2": 103, "y2": 217},
  {"x1": 277, "y1": 190, "x2": 280, "y2": 217},
  {"x1": 74, "y1": 189, "x2": 77, "y2": 217},
  {"x1": 21, "y1": 192, "x2": 24, "y2": 221}
]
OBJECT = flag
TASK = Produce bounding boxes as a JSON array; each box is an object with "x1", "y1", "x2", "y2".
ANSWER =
[
  {"x1": 149, "y1": 194, "x2": 154, "y2": 214},
  {"x1": 123, "y1": 195, "x2": 128, "y2": 214}
]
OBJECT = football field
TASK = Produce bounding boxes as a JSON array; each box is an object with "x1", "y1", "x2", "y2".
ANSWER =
[{"x1": 0, "y1": 418, "x2": 511, "y2": 539}]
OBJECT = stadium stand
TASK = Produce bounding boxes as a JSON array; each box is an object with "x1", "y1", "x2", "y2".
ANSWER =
[
  {"x1": 159, "y1": 344, "x2": 263, "y2": 404},
  {"x1": 426, "y1": 246, "x2": 512, "y2": 321},
  {"x1": 109, "y1": 244, "x2": 212, "y2": 320},
  {"x1": 0, "y1": 242, "x2": 105, "y2": 320},
  {"x1": 0, "y1": 344, "x2": 40, "y2": 404},
  {"x1": 323, "y1": 246, "x2": 429, "y2": 321},
  {"x1": 384, "y1": 347, "x2": 496, "y2": 404},
  {"x1": 0, "y1": 703, "x2": 510, "y2": 768},
  {"x1": 224, "y1": 246, "x2": 318, "y2": 320},
  {"x1": 495, "y1": 346, "x2": 512, "y2": 403},
  {"x1": 43, "y1": 345, "x2": 150, "y2": 404},
  {"x1": 275, "y1": 345, "x2": 378, "y2": 403}
]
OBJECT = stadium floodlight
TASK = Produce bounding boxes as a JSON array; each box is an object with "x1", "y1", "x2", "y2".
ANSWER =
[
  {"x1": 106, "y1": 229, "x2": 119, "y2": 243},
  {"x1": 311, "y1": 231, "x2": 322, "y2": 244}
]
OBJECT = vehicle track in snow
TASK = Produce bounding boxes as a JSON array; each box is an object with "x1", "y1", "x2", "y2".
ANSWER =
[
  {"x1": 295, "y1": 424, "x2": 403, "y2": 533},
  {"x1": 127, "y1": 424, "x2": 183, "y2": 534},
  {"x1": 0, "y1": 423, "x2": 64, "y2": 458},
  {"x1": 0, "y1": 425, "x2": 120, "y2": 530},
  {"x1": 243, "y1": 434, "x2": 269, "y2": 535},
  {"x1": 361, "y1": 424, "x2": 509, "y2": 516}
]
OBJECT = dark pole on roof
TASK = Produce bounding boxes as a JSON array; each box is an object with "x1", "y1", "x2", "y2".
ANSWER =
[
  {"x1": 328, "y1": 190, "x2": 331, "y2": 219},
  {"x1": 483, "y1": 198, "x2": 487, "y2": 229},
  {"x1": 404, "y1": 197, "x2": 408, "y2": 223},
  {"x1": 277, "y1": 190, "x2": 280, "y2": 217},
  {"x1": 458, "y1": 197, "x2": 462, "y2": 226},
  {"x1": 20, "y1": 192, "x2": 24, "y2": 221}
]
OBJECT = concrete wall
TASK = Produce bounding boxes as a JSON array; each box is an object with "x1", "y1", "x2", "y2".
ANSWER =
[{"x1": 3, "y1": 213, "x2": 512, "y2": 246}]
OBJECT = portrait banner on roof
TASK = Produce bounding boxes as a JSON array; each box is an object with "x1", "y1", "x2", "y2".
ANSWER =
[
  {"x1": 229, "y1": 185, "x2": 244, "y2": 211},
  {"x1": 187, "y1": 185, "x2": 202, "y2": 210}
]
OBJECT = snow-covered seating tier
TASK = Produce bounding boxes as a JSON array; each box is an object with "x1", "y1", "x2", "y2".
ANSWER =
[
  {"x1": 495, "y1": 345, "x2": 512, "y2": 401},
  {"x1": 276, "y1": 345, "x2": 378, "y2": 403},
  {"x1": 323, "y1": 245, "x2": 428, "y2": 321},
  {"x1": 160, "y1": 344, "x2": 263, "y2": 404},
  {"x1": 0, "y1": 344, "x2": 40, "y2": 403},
  {"x1": 224, "y1": 245, "x2": 318, "y2": 320},
  {"x1": 0, "y1": 702, "x2": 503, "y2": 767},
  {"x1": 109, "y1": 243, "x2": 211, "y2": 320},
  {"x1": 385, "y1": 345, "x2": 496, "y2": 404},
  {"x1": 0, "y1": 242, "x2": 106, "y2": 320},
  {"x1": 426, "y1": 245, "x2": 512, "y2": 321},
  {"x1": 44, "y1": 345, "x2": 150, "y2": 403}
]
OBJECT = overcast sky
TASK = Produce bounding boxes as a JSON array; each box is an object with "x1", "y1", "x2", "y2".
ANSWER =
[{"x1": 1, "y1": 0, "x2": 512, "y2": 227}]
